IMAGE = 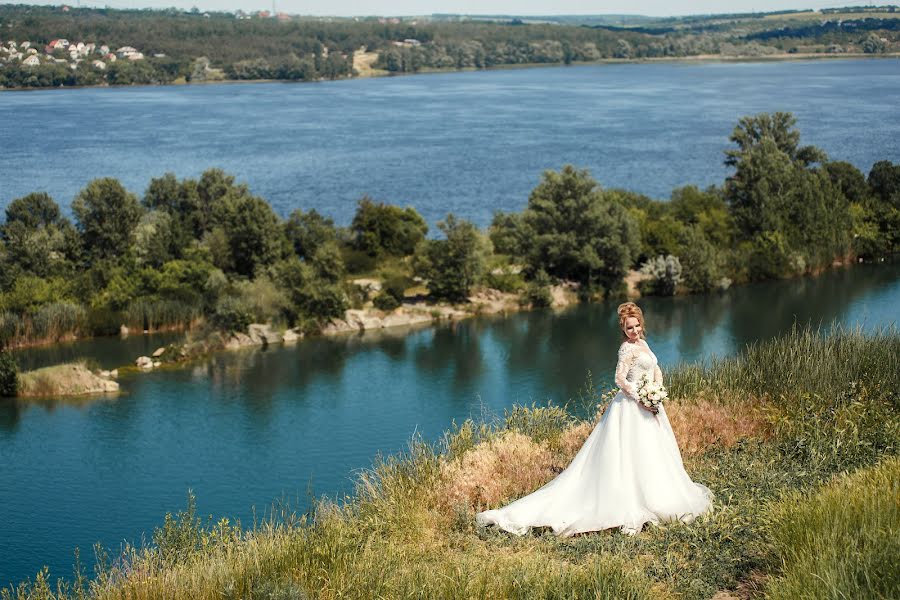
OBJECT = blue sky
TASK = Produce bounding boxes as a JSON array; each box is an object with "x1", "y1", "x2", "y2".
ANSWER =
[{"x1": 34, "y1": 1, "x2": 855, "y2": 17}]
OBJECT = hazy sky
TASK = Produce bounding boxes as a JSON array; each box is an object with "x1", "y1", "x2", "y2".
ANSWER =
[{"x1": 39, "y1": 1, "x2": 853, "y2": 17}]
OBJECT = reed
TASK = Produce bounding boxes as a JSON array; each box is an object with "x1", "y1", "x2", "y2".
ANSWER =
[
  {"x1": 124, "y1": 298, "x2": 200, "y2": 332},
  {"x1": 666, "y1": 323, "x2": 900, "y2": 404}
]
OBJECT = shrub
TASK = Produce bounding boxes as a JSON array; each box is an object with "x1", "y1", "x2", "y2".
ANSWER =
[
  {"x1": 351, "y1": 196, "x2": 428, "y2": 257},
  {"x1": 483, "y1": 269, "x2": 526, "y2": 293},
  {"x1": 638, "y1": 254, "x2": 682, "y2": 296},
  {"x1": 210, "y1": 297, "x2": 253, "y2": 334},
  {"x1": 522, "y1": 269, "x2": 553, "y2": 308},
  {"x1": 0, "y1": 350, "x2": 18, "y2": 397},
  {"x1": 373, "y1": 293, "x2": 400, "y2": 311},
  {"x1": 381, "y1": 275, "x2": 409, "y2": 304}
]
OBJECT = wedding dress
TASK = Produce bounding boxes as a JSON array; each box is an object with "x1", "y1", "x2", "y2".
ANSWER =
[{"x1": 476, "y1": 339, "x2": 713, "y2": 536}]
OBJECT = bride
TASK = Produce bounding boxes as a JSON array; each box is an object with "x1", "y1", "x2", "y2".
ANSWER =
[{"x1": 476, "y1": 302, "x2": 713, "y2": 536}]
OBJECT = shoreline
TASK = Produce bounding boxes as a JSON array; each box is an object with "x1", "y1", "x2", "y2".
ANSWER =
[
  {"x1": 8, "y1": 257, "x2": 890, "y2": 390},
  {"x1": 2, "y1": 52, "x2": 898, "y2": 93}
]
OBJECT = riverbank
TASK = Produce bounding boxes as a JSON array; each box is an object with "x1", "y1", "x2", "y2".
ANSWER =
[
  {"x1": 3, "y1": 51, "x2": 898, "y2": 92},
  {"x1": 10, "y1": 257, "x2": 892, "y2": 397},
  {"x1": 9, "y1": 326, "x2": 897, "y2": 598}
]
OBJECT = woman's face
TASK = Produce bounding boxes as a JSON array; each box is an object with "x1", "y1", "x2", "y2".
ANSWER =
[{"x1": 623, "y1": 316, "x2": 642, "y2": 341}]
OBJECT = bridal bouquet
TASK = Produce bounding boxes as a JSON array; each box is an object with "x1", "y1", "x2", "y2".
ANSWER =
[{"x1": 636, "y1": 375, "x2": 668, "y2": 410}]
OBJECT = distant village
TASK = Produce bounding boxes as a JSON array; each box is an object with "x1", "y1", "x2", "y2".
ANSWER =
[{"x1": 1, "y1": 37, "x2": 148, "y2": 71}]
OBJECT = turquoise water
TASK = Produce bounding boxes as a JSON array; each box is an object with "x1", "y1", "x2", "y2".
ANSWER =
[
  {"x1": 1, "y1": 58, "x2": 900, "y2": 587},
  {"x1": 1, "y1": 261, "x2": 898, "y2": 587}
]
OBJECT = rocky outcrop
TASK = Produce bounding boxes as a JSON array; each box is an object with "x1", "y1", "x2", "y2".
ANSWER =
[
  {"x1": 322, "y1": 304, "x2": 467, "y2": 337},
  {"x1": 18, "y1": 363, "x2": 119, "y2": 397}
]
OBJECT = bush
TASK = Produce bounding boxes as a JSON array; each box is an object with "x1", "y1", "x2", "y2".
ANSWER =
[
  {"x1": 342, "y1": 249, "x2": 377, "y2": 275},
  {"x1": 483, "y1": 270, "x2": 526, "y2": 294},
  {"x1": 638, "y1": 254, "x2": 682, "y2": 296},
  {"x1": 381, "y1": 275, "x2": 409, "y2": 303},
  {"x1": 0, "y1": 349, "x2": 19, "y2": 397},
  {"x1": 373, "y1": 293, "x2": 400, "y2": 311},
  {"x1": 522, "y1": 269, "x2": 553, "y2": 308},
  {"x1": 210, "y1": 297, "x2": 253, "y2": 334},
  {"x1": 351, "y1": 197, "x2": 428, "y2": 257}
]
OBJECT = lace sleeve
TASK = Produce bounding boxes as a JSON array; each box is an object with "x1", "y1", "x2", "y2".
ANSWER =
[
  {"x1": 615, "y1": 343, "x2": 637, "y2": 399},
  {"x1": 654, "y1": 364, "x2": 664, "y2": 386}
]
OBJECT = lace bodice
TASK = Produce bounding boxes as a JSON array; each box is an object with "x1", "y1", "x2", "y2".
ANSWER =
[{"x1": 615, "y1": 339, "x2": 663, "y2": 400}]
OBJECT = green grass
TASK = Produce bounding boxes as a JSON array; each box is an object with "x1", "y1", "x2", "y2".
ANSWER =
[
  {"x1": 667, "y1": 323, "x2": 900, "y2": 404},
  {"x1": 764, "y1": 456, "x2": 900, "y2": 600},
  {"x1": 4, "y1": 327, "x2": 898, "y2": 599}
]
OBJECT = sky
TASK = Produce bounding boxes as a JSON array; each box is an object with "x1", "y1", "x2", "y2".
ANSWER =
[{"x1": 31, "y1": 1, "x2": 862, "y2": 17}]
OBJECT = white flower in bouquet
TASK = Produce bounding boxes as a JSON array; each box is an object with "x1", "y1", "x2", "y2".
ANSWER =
[{"x1": 636, "y1": 375, "x2": 668, "y2": 410}]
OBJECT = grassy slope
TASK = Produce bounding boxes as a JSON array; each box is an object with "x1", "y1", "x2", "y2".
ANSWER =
[{"x1": 4, "y1": 326, "x2": 898, "y2": 599}]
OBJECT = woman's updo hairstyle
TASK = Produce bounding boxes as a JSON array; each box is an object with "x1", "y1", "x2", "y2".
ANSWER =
[{"x1": 617, "y1": 302, "x2": 646, "y2": 340}]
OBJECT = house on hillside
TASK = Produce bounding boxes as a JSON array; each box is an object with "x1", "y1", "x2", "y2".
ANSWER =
[{"x1": 22, "y1": 54, "x2": 40, "y2": 67}]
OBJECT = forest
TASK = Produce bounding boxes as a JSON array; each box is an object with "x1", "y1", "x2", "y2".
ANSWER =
[{"x1": 0, "y1": 4, "x2": 898, "y2": 88}]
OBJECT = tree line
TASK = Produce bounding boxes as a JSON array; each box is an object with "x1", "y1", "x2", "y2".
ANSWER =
[
  {"x1": 0, "y1": 113, "x2": 898, "y2": 356},
  {"x1": 1, "y1": 5, "x2": 897, "y2": 88}
]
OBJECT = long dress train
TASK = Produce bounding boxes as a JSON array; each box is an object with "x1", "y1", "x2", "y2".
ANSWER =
[{"x1": 476, "y1": 339, "x2": 713, "y2": 536}]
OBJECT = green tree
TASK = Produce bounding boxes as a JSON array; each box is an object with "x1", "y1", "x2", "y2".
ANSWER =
[
  {"x1": 2, "y1": 193, "x2": 79, "y2": 278},
  {"x1": 351, "y1": 197, "x2": 428, "y2": 257},
  {"x1": 677, "y1": 225, "x2": 729, "y2": 293},
  {"x1": 868, "y1": 161, "x2": 900, "y2": 208},
  {"x1": 72, "y1": 178, "x2": 143, "y2": 262},
  {"x1": 213, "y1": 194, "x2": 287, "y2": 278},
  {"x1": 518, "y1": 166, "x2": 640, "y2": 291},
  {"x1": 0, "y1": 350, "x2": 19, "y2": 397},
  {"x1": 414, "y1": 214, "x2": 491, "y2": 302},
  {"x1": 724, "y1": 112, "x2": 826, "y2": 169},
  {"x1": 724, "y1": 115, "x2": 851, "y2": 272},
  {"x1": 489, "y1": 211, "x2": 525, "y2": 256},
  {"x1": 274, "y1": 257, "x2": 347, "y2": 323},
  {"x1": 668, "y1": 185, "x2": 733, "y2": 247},
  {"x1": 285, "y1": 209, "x2": 338, "y2": 260}
]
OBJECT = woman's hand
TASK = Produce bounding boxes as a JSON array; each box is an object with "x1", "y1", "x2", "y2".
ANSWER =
[{"x1": 637, "y1": 401, "x2": 659, "y2": 416}]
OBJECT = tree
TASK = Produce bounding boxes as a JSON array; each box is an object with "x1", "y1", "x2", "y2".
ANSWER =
[
  {"x1": 72, "y1": 178, "x2": 143, "y2": 262},
  {"x1": 518, "y1": 166, "x2": 640, "y2": 291},
  {"x1": 274, "y1": 257, "x2": 347, "y2": 323},
  {"x1": 677, "y1": 225, "x2": 729, "y2": 293},
  {"x1": 723, "y1": 115, "x2": 851, "y2": 271},
  {"x1": 285, "y1": 209, "x2": 338, "y2": 260},
  {"x1": 868, "y1": 160, "x2": 900, "y2": 208},
  {"x1": 724, "y1": 112, "x2": 826, "y2": 169},
  {"x1": 414, "y1": 214, "x2": 491, "y2": 302},
  {"x1": 1, "y1": 192, "x2": 78, "y2": 277},
  {"x1": 489, "y1": 211, "x2": 525, "y2": 256},
  {"x1": 0, "y1": 350, "x2": 19, "y2": 397},
  {"x1": 213, "y1": 194, "x2": 287, "y2": 278},
  {"x1": 351, "y1": 197, "x2": 428, "y2": 257}
]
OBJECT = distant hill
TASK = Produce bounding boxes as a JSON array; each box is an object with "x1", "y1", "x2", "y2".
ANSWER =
[{"x1": 1, "y1": 4, "x2": 898, "y2": 89}]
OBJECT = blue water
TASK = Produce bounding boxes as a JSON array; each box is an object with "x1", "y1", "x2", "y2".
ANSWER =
[
  {"x1": 1, "y1": 60, "x2": 900, "y2": 588},
  {"x1": 2, "y1": 59, "x2": 899, "y2": 228}
]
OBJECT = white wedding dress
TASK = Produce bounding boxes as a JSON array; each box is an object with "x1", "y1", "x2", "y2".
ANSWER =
[{"x1": 476, "y1": 339, "x2": 713, "y2": 536}]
